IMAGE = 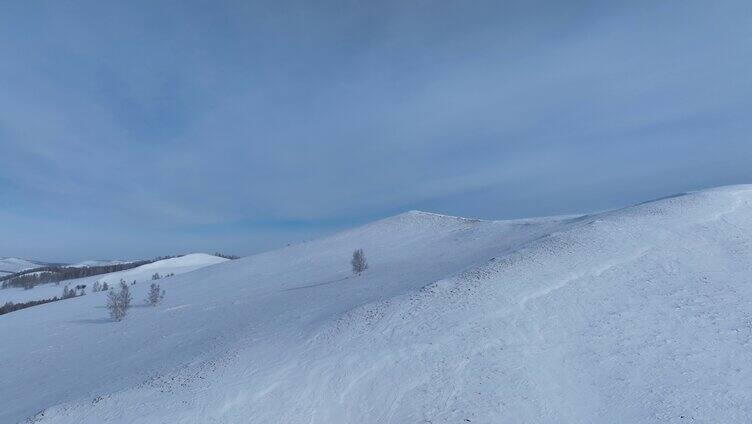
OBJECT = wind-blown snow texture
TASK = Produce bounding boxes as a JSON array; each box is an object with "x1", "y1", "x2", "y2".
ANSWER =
[{"x1": 3, "y1": 185, "x2": 752, "y2": 423}]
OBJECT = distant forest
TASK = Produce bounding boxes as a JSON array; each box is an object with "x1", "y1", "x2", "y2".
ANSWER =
[
  {"x1": 0, "y1": 257, "x2": 176, "y2": 289},
  {"x1": 0, "y1": 253, "x2": 240, "y2": 290},
  {"x1": 214, "y1": 252, "x2": 240, "y2": 260},
  {"x1": 1, "y1": 297, "x2": 62, "y2": 315}
]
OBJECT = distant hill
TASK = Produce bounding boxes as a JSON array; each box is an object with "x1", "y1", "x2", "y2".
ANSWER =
[
  {"x1": 0, "y1": 257, "x2": 50, "y2": 276},
  {"x1": 0, "y1": 253, "x2": 229, "y2": 305},
  {"x1": 3, "y1": 186, "x2": 752, "y2": 423},
  {"x1": 65, "y1": 259, "x2": 134, "y2": 268}
]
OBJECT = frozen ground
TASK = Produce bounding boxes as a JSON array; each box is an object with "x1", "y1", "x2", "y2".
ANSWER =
[
  {"x1": 2, "y1": 185, "x2": 752, "y2": 423},
  {"x1": 0, "y1": 254, "x2": 228, "y2": 304}
]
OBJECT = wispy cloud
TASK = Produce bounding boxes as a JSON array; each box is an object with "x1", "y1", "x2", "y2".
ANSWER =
[{"x1": 1, "y1": 0, "x2": 751, "y2": 261}]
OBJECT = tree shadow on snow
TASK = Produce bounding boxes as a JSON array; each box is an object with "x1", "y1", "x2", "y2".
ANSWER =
[
  {"x1": 280, "y1": 276, "x2": 351, "y2": 292},
  {"x1": 68, "y1": 318, "x2": 113, "y2": 325}
]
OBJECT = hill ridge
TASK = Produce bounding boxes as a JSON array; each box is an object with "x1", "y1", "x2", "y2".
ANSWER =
[{"x1": 5, "y1": 184, "x2": 752, "y2": 423}]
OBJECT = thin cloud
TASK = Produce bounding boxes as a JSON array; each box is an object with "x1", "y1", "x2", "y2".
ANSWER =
[{"x1": 1, "y1": 0, "x2": 751, "y2": 261}]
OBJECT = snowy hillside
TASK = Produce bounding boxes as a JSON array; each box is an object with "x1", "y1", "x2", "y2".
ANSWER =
[
  {"x1": 0, "y1": 257, "x2": 45, "y2": 275},
  {"x1": 0, "y1": 254, "x2": 228, "y2": 305},
  {"x1": 66, "y1": 259, "x2": 133, "y2": 268},
  {"x1": 81, "y1": 253, "x2": 229, "y2": 286},
  {"x1": 3, "y1": 185, "x2": 752, "y2": 423}
]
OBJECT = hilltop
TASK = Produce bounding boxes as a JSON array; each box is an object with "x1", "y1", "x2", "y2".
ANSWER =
[{"x1": 2, "y1": 185, "x2": 752, "y2": 423}]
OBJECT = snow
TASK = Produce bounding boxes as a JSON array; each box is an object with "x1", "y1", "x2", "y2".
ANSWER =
[
  {"x1": 3, "y1": 185, "x2": 752, "y2": 423},
  {"x1": 84, "y1": 253, "x2": 229, "y2": 285},
  {"x1": 66, "y1": 260, "x2": 133, "y2": 268},
  {"x1": 0, "y1": 257, "x2": 44, "y2": 275},
  {"x1": 0, "y1": 254, "x2": 228, "y2": 305}
]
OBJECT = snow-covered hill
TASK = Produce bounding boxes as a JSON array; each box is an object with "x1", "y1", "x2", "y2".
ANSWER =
[
  {"x1": 3, "y1": 185, "x2": 752, "y2": 423},
  {"x1": 66, "y1": 259, "x2": 133, "y2": 268},
  {"x1": 0, "y1": 254, "x2": 228, "y2": 305},
  {"x1": 0, "y1": 257, "x2": 45, "y2": 275},
  {"x1": 83, "y1": 253, "x2": 229, "y2": 286}
]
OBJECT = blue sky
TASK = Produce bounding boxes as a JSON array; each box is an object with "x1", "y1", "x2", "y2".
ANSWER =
[{"x1": 1, "y1": 0, "x2": 751, "y2": 262}]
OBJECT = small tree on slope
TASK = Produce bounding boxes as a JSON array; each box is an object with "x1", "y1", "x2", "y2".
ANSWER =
[
  {"x1": 146, "y1": 282, "x2": 165, "y2": 306},
  {"x1": 106, "y1": 281, "x2": 132, "y2": 321},
  {"x1": 120, "y1": 281, "x2": 132, "y2": 310},
  {"x1": 62, "y1": 285, "x2": 75, "y2": 299},
  {"x1": 351, "y1": 249, "x2": 368, "y2": 275},
  {"x1": 106, "y1": 289, "x2": 125, "y2": 321}
]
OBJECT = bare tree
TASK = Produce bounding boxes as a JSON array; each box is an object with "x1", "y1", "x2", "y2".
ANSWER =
[
  {"x1": 351, "y1": 249, "x2": 368, "y2": 275},
  {"x1": 146, "y1": 282, "x2": 165, "y2": 306},
  {"x1": 92, "y1": 281, "x2": 101, "y2": 292},
  {"x1": 119, "y1": 281, "x2": 132, "y2": 310},
  {"x1": 106, "y1": 289, "x2": 125, "y2": 321},
  {"x1": 106, "y1": 281, "x2": 132, "y2": 321},
  {"x1": 62, "y1": 285, "x2": 76, "y2": 299}
]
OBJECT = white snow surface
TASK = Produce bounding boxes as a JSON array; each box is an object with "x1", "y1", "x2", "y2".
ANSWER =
[
  {"x1": 3, "y1": 185, "x2": 752, "y2": 423},
  {"x1": 0, "y1": 254, "x2": 228, "y2": 304},
  {"x1": 0, "y1": 257, "x2": 43, "y2": 275},
  {"x1": 66, "y1": 260, "x2": 133, "y2": 268},
  {"x1": 81, "y1": 253, "x2": 229, "y2": 286}
]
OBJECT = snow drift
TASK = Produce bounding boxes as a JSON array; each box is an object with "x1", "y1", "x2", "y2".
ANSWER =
[{"x1": 3, "y1": 185, "x2": 752, "y2": 423}]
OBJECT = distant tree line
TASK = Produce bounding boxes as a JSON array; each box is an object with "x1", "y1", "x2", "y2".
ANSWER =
[
  {"x1": 1, "y1": 298, "x2": 62, "y2": 315},
  {"x1": 214, "y1": 252, "x2": 240, "y2": 260},
  {"x1": 0, "y1": 287, "x2": 84, "y2": 316},
  {"x1": 0, "y1": 262, "x2": 149, "y2": 289},
  {"x1": 0, "y1": 255, "x2": 185, "y2": 290}
]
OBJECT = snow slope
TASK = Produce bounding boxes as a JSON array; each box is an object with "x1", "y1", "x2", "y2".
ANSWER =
[
  {"x1": 0, "y1": 257, "x2": 44, "y2": 275},
  {"x1": 0, "y1": 254, "x2": 228, "y2": 304},
  {"x1": 3, "y1": 185, "x2": 752, "y2": 423},
  {"x1": 66, "y1": 260, "x2": 133, "y2": 268},
  {"x1": 81, "y1": 253, "x2": 229, "y2": 286}
]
